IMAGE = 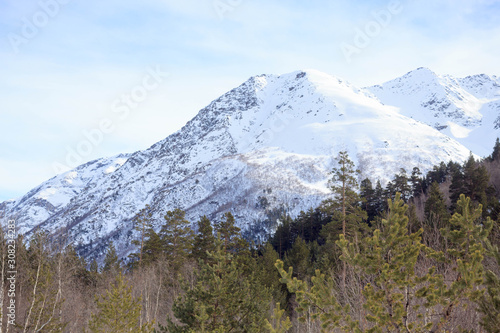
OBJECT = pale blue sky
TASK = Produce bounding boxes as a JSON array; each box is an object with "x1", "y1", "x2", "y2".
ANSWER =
[{"x1": 1, "y1": 0, "x2": 500, "y2": 201}]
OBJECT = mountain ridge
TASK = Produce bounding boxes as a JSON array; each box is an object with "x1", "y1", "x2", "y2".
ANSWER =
[{"x1": 2, "y1": 68, "x2": 497, "y2": 262}]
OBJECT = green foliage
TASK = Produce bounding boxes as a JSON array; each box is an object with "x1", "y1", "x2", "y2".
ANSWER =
[
  {"x1": 449, "y1": 154, "x2": 495, "y2": 215},
  {"x1": 424, "y1": 181, "x2": 450, "y2": 241},
  {"x1": 214, "y1": 212, "x2": 247, "y2": 254},
  {"x1": 438, "y1": 195, "x2": 493, "y2": 304},
  {"x1": 488, "y1": 137, "x2": 500, "y2": 162},
  {"x1": 129, "y1": 205, "x2": 154, "y2": 268},
  {"x1": 88, "y1": 273, "x2": 153, "y2": 332},
  {"x1": 257, "y1": 243, "x2": 288, "y2": 307},
  {"x1": 392, "y1": 168, "x2": 412, "y2": 201},
  {"x1": 360, "y1": 178, "x2": 377, "y2": 222},
  {"x1": 103, "y1": 241, "x2": 121, "y2": 274},
  {"x1": 191, "y1": 215, "x2": 216, "y2": 262},
  {"x1": 325, "y1": 151, "x2": 367, "y2": 240},
  {"x1": 275, "y1": 260, "x2": 345, "y2": 332},
  {"x1": 160, "y1": 208, "x2": 194, "y2": 270},
  {"x1": 265, "y1": 303, "x2": 292, "y2": 333},
  {"x1": 410, "y1": 167, "x2": 424, "y2": 197},
  {"x1": 276, "y1": 193, "x2": 492, "y2": 332},
  {"x1": 478, "y1": 241, "x2": 500, "y2": 332},
  {"x1": 284, "y1": 237, "x2": 310, "y2": 280},
  {"x1": 338, "y1": 193, "x2": 429, "y2": 332},
  {"x1": 140, "y1": 228, "x2": 164, "y2": 265},
  {"x1": 164, "y1": 239, "x2": 271, "y2": 333}
]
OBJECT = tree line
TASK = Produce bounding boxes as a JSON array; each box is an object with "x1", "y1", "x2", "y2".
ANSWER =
[{"x1": 1, "y1": 138, "x2": 499, "y2": 332}]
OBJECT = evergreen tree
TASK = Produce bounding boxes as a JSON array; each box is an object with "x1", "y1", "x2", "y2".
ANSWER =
[
  {"x1": 141, "y1": 228, "x2": 163, "y2": 265},
  {"x1": 129, "y1": 205, "x2": 153, "y2": 268},
  {"x1": 160, "y1": 208, "x2": 194, "y2": 270},
  {"x1": 264, "y1": 303, "x2": 292, "y2": 333},
  {"x1": 276, "y1": 194, "x2": 492, "y2": 332},
  {"x1": 270, "y1": 214, "x2": 295, "y2": 258},
  {"x1": 257, "y1": 243, "x2": 288, "y2": 307},
  {"x1": 325, "y1": 151, "x2": 367, "y2": 240},
  {"x1": 424, "y1": 181, "x2": 450, "y2": 223},
  {"x1": 103, "y1": 241, "x2": 121, "y2": 274},
  {"x1": 433, "y1": 195, "x2": 493, "y2": 331},
  {"x1": 478, "y1": 241, "x2": 500, "y2": 332},
  {"x1": 360, "y1": 178, "x2": 377, "y2": 222},
  {"x1": 392, "y1": 168, "x2": 412, "y2": 201},
  {"x1": 88, "y1": 273, "x2": 153, "y2": 332},
  {"x1": 373, "y1": 179, "x2": 386, "y2": 214},
  {"x1": 450, "y1": 154, "x2": 493, "y2": 214},
  {"x1": 191, "y1": 215, "x2": 216, "y2": 262},
  {"x1": 488, "y1": 137, "x2": 500, "y2": 162},
  {"x1": 410, "y1": 167, "x2": 423, "y2": 197},
  {"x1": 324, "y1": 151, "x2": 367, "y2": 289},
  {"x1": 284, "y1": 237, "x2": 310, "y2": 280},
  {"x1": 164, "y1": 240, "x2": 270, "y2": 333},
  {"x1": 214, "y1": 212, "x2": 247, "y2": 254}
]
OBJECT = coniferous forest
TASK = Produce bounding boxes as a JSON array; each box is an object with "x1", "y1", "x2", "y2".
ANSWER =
[{"x1": 2, "y1": 139, "x2": 500, "y2": 332}]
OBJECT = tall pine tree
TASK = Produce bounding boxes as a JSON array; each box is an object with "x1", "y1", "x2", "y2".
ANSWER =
[
  {"x1": 163, "y1": 239, "x2": 270, "y2": 333},
  {"x1": 160, "y1": 208, "x2": 194, "y2": 270},
  {"x1": 88, "y1": 273, "x2": 153, "y2": 332}
]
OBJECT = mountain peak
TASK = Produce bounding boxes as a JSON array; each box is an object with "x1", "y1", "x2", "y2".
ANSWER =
[{"x1": 3, "y1": 67, "x2": 490, "y2": 263}]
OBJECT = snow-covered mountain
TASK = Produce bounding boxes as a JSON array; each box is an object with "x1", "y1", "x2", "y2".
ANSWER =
[
  {"x1": 1, "y1": 68, "x2": 497, "y2": 261},
  {"x1": 366, "y1": 67, "x2": 500, "y2": 156}
]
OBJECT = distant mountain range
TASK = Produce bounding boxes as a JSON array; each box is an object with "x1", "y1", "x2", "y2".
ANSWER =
[{"x1": 2, "y1": 68, "x2": 499, "y2": 261}]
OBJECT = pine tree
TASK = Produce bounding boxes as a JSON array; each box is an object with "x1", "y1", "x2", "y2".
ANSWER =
[
  {"x1": 88, "y1": 273, "x2": 153, "y2": 332},
  {"x1": 129, "y1": 205, "x2": 153, "y2": 268},
  {"x1": 160, "y1": 208, "x2": 194, "y2": 270},
  {"x1": 270, "y1": 214, "x2": 296, "y2": 258},
  {"x1": 327, "y1": 151, "x2": 366, "y2": 239},
  {"x1": 430, "y1": 194, "x2": 493, "y2": 332},
  {"x1": 424, "y1": 181, "x2": 450, "y2": 223},
  {"x1": 276, "y1": 193, "x2": 492, "y2": 332},
  {"x1": 264, "y1": 303, "x2": 292, "y2": 333},
  {"x1": 103, "y1": 241, "x2": 121, "y2": 274},
  {"x1": 191, "y1": 215, "x2": 216, "y2": 262},
  {"x1": 338, "y1": 193, "x2": 430, "y2": 332},
  {"x1": 257, "y1": 243, "x2": 288, "y2": 307},
  {"x1": 410, "y1": 167, "x2": 423, "y2": 197},
  {"x1": 214, "y1": 212, "x2": 247, "y2": 254},
  {"x1": 392, "y1": 168, "x2": 412, "y2": 201},
  {"x1": 284, "y1": 237, "x2": 310, "y2": 280},
  {"x1": 373, "y1": 180, "x2": 386, "y2": 214},
  {"x1": 360, "y1": 178, "x2": 377, "y2": 222},
  {"x1": 325, "y1": 151, "x2": 367, "y2": 290},
  {"x1": 489, "y1": 137, "x2": 500, "y2": 162},
  {"x1": 141, "y1": 228, "x2": 163, "y2": 265},
  {"x1": 478, "y1": 241, "x2": 500, "y2": 332},
  {"x1": 163, "y1": 239, "x2": 270, "y2": 333}
]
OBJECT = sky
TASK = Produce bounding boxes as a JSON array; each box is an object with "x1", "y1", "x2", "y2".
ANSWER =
[{"x1": 1, "y1": 0, "x2": 500, "y2": 201}]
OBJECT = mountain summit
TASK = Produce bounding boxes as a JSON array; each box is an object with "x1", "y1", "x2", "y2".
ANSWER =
[{"x1": 2, "y1": 69, "x2": 497, "y2": 261}]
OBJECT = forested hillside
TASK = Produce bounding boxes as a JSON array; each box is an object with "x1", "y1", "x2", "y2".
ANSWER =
[{"x1": 2, "y1": 139, "x2": 500, "y2": 332}]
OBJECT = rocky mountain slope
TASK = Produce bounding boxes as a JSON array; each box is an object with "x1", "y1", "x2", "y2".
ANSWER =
[
  {"x1": 2, "y1": 68, "x2": 497, "y2": 261},
  {"x1": 366, "y1": 67, "x2": 500, "y2": 156}
]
